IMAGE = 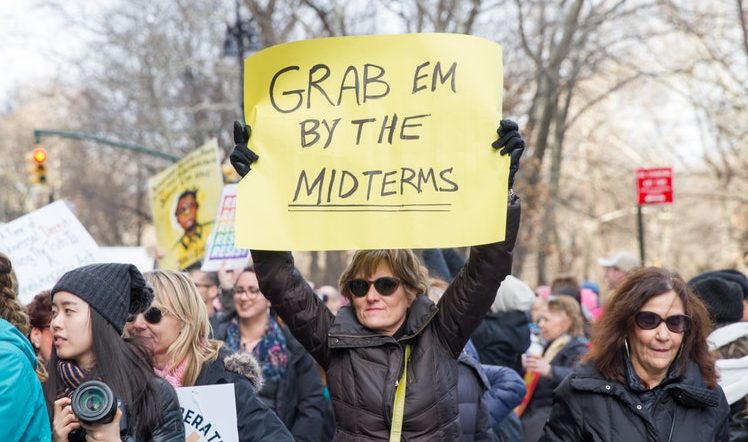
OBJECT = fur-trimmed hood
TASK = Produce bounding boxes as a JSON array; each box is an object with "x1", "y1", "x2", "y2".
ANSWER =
[{"x1": 223, "y1": 351, "x2": 264, "y2": 391}]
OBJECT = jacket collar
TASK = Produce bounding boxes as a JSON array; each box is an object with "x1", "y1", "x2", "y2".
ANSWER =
[
  {"x1": 571, "y1": 360, "x2": 722, "y2": 409},
  {"x1": 328, "y1": 294, "x2": 438, "y2": 348}
]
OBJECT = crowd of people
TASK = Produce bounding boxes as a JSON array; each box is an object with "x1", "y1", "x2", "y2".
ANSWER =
[{"x1": 0, "y1": 119, "x2": 746, "y2": 442}]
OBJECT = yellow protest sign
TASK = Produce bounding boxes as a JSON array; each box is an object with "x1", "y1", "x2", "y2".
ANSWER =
[
  {"x1": 236, "y1": 33, "x2": 507, "y2": 251},
  {"x1": 148, "y1": 140, "x2": 223, "y2": 269}
]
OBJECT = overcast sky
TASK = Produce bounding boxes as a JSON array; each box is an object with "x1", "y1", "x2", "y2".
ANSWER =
[{"x1": 0, "y1": 1, "x2": 91, "y2": 102}]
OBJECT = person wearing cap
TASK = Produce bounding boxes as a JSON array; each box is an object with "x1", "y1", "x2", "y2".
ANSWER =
[
  {"x1": 44, "y1": 263, "x2": 184, "y2": 442},
  {"x1": 598, "y1": 251, "x2": 640, "y2": 292},
  {"x1": 691, "y1": 271, "x2": 748, "y2": 441}
]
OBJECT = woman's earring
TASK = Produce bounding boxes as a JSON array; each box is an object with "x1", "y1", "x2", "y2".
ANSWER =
[{"x1": 624, "y1": 338, "x2": 630, "y2": 358}]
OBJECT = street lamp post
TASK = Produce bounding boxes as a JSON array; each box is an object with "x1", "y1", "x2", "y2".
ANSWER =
[{"x1": 223, "y1": 0, "x2": 261, "y2": 121}]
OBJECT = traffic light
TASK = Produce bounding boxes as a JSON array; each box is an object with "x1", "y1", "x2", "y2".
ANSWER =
[{"x1": 27, "y1": 146, "x2": 48, "y2": 185}]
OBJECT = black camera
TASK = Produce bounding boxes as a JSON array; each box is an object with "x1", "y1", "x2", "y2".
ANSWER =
[{"x1": 71, "y1": 380, "x2": 118, "y2": 425}]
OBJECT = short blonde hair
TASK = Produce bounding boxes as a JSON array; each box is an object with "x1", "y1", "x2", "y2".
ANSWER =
[
  {"x1": 144, "y1": 270, "x2": 222, "y2": 386},
  {"x1": 547, "y1": 295, "x2": 585, "y2": 338},
  {"x1": 338, "y1": 250, "x2": 429, "y2": 303}
]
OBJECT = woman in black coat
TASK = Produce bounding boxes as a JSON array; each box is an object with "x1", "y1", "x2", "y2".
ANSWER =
[
  {"x1": 212, "y1": 267, "x2": 328, "y2": 441},
  {"x1": 521, "y1": 295, "x2": 588, "y2": 442},
  {"x1": 541, "y1": 267, "x2": 730, "y2": 441},
  {"x1": 126, "y1": 270, "x2": 292, "y2": 442}
]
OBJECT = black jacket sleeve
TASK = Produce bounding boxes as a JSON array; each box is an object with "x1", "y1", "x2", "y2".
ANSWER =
[
  {"x1": 233, "y1": 373, "x2": 294, "y2": 442},
  {"x1": 251, "y1": 250, "x2": 335, "y2": 368},
  {"x1": 151, "y1": 378, "x2": 186, "y2": 442},
  {"x1": 434, "y1": 196, "x2": 521, "y2": 357},
  {"x1": 289, "y1": 351, "x2": 328, "y2": 441}
]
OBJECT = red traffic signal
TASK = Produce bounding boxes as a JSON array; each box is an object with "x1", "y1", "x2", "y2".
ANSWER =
[{"x1": 32, "y1": 147, "x2": 48, "y2": 164}]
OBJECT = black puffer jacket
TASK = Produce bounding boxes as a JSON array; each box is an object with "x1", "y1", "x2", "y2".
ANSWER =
[
  {"x1": 251, "y1": 197, "x2": 520, "y2": 441},
  {"x1": 212, "y1": 318, "x2": 328, "y2": 441},
  {"x1": 540, "y1": 361, "x2": 730, "y2": 441},
  {"x1": 194, "y1": 348, "x2": 293, "y2": 441}
]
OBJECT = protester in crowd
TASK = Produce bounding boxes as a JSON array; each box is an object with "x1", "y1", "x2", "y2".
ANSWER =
[
  {"x1": 550, "y1": 274, "x2": 581, "y2": 304},
  {"x1": 228, "y1": 118, "x2": 524, "y2": 440},
  {"x1": 541, "y1": 267, "x2": 730, "y2": 441},
  {"x1": 212, "y1": 266, "x2": 328, "y2": 441},
  {"x1": 125, "y1": 269, "x2": 293, "y2": 441},
  {"x1": 0, "y1": 253, "x2": 51, "y2": 441},
  {"x1": 428, "y1": 279, "x2": 527, "y2": 441},
  {"x1": 690, "y1": 271, "x2": 748, "y2": 440},
  {"x1": 472, "y1": 275, "x2": 534, "y2": 374},
  {"x1": 45, "y1": 263, "x2": 184, "y2": 441},
  {"x1": 597, "y1": 250, "x2": 639, "y2": 292},
  {"x1": 521, "y1": 295, "x2": 588, "y2": 442},
  {"x1": 185, "y1": 262, "x2": 221, "y2": 317},
  {"x1": 27, "y1": 290, "x2": 54, "y2": 363},
  {"x1": 316, "y1": 285, "x2": 345, "y2": 316},
  {"x1": 420, "y1": 248, "x2": 466, "y2": 283}
]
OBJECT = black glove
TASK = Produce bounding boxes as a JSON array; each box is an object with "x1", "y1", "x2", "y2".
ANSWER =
[
  {"x1": 229, "y1": 121, "x2": 259, "y2": 177},
  {"x1": 492, "y1": 119, "x2": 525, "y2": 189}
]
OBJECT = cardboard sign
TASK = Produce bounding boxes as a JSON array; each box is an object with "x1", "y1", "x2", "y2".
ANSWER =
[
  {"x1": 176, "y1": 384, "x2": 239, "y2": 442},
  {"x1": 201, "y1": 185, "x2": 250, "y2": 272},
  {"x1": 0, "y1": 201, "x2": 99, "y2": 304},
  {"x1": 148, "y1": 140, "x2": 223, "y2": 270},
  {"x1": 235, "y1": 33, "x2": 508, "y2": 251}
]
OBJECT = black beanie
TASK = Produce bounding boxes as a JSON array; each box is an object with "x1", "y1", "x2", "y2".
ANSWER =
[
  {"x1": 690, "y1": 276, "x2": 744, "y2": 325},
  {"x1": 51, "y1": 263, "x2": 153, "y2": 334},
  {"x1": 690, "y1": 269, "x2": 748, "y2": 299}
]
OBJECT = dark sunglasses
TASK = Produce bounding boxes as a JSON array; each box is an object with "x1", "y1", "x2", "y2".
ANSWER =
[
  {"x1": 634, "y1": 311, "x2": 691, "y2": 334},
  {"x1": 347, "y1": 277, "x2": 401, "y2": 297},
  {"x1": 126, "y1": 306, "x2": 163, "y2": 325}
]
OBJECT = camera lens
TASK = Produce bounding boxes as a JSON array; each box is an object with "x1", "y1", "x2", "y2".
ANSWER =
[{"x1": 71, "y1": 380, "x2": 117, "y2": 425}]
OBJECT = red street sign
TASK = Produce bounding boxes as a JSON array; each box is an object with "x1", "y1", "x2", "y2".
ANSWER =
[{"x1": 637, "y1": 167, "x2": 673, "y2": 205}]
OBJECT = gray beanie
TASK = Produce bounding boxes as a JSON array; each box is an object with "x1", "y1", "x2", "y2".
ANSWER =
[{"x1": 51, "y1": 263, "x2": 153, "y2": 334}]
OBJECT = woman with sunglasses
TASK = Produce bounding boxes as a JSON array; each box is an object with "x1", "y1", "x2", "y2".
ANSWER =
[
  {"x1": 521, "y1": 295, "x2": 588, "y2": 442},
  {"x1": 211, "y1": 266, "x2": 329, "y2": 441},
  {"x1": 44, "y1": 263, "x2": 184, "y2": 442},
  {"x1": 125, "y1": 270, "x2": 293, "y2": 441},
  {"x1": 541, "y1": 267, "x2": 730, "y2": 441}
]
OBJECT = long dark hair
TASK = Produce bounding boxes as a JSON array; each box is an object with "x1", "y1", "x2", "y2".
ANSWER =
[
  {"x1": 585, "y1": 267, "x2": 717, "y2": 388},
  {"x1": 44, "y1": 307, "x2": 163, "y2": 440}
]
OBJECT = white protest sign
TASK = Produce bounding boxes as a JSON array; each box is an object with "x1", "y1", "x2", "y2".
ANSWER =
[
  {"x1": 176, "y1": 384, "x2": 239, "y2": 442},
  {"x1": 201, "y1": 185, "x2": 250, "y2": 272},
  {"x1": 0, "y1": 201, "x2": 99, "y2": 304}
]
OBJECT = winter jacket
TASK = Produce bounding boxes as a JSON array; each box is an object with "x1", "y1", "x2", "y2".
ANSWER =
[
  {"x1": 540, "y1": 361, "x2": 730, "y2": 441},
  {"x1": 708, "y1": 322, "x2": 748, "y2": 441},
  {"x1": 251, "y1": 197, "x2": 521, "y2": 441},
  {"x1": 471, "y1": 310, "x2": 531, "y2": 374},
  {"x1": 212, "y1": 320, "x2": 328, "y2": 441},
  {"x1": 0, "y1": 318, "x2": 51, "y2": 441},
  {"x1": 458, "y1": 341, "x2": 526, "y2": 441},
  {"x1": 521, "y1": 336, "x2": 588, "y2": 442},
  {"x1": 458, "y1": 342, "x2": 498, "y2": 442},
  {"x1": 68, "y1": 376, "x2": 184, "y2": 442},
  {"x1": 194, "y1": 348, "x2": 293, "y2": 441}
]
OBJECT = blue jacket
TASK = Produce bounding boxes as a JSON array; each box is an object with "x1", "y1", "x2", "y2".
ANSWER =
[{"x1": 0, "y1": 318, "x2": 51, "y2": 441}]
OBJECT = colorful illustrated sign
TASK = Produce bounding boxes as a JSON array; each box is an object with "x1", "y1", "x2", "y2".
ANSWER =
[
  {"x1": 176, "y1": 384, "x2": 239, "y2": 442},
  {"x1": 0, "y1": 201, "x2": 99, "y2": 304},
  {"x1": 148, "y1": 140, "x2": 223, "y2": 270},
  {"x1": 235, "y1": 33, "x2": 507, "y2": 251},
  {"x1": 201, "y1": 184, "x2": 250, "y2": 272}
]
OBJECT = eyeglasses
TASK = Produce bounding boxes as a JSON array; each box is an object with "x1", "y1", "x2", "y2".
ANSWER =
[
  {"x1": 346, "y1": 277, "x2": 401, "y2": 297},
  {"x1": 634, "y1": 311, "x2": 691, "y2": 334},
  {"x1": 235, "y1": 286, "x2": 261, "y2": 297},
  {"x1": 126, "y1": 306, "x2": 164, "y2": 325}
]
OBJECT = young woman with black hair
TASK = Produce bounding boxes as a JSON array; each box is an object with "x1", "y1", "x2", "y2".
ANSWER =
[{"x1": 45, "y1": 263, "x2": 184, "y2": 442}]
